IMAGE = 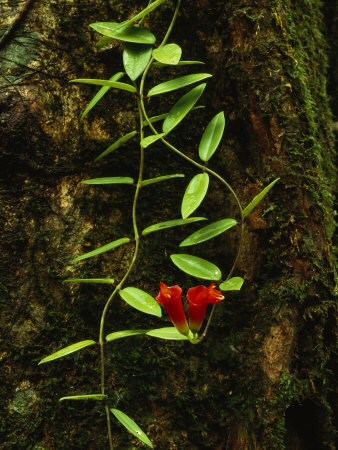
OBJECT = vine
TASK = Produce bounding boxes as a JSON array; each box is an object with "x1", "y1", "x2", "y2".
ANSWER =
[{"x1": 38, "y1": 1, "x2": 278, "y2": 448}]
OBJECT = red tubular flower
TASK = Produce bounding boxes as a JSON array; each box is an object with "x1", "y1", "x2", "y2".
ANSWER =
[
  {"x1": 156, "y1": 282, "x2": 189, "y2": 336},
  {"x1": 187, "y1": 284, "x2": 224, "y2": 333}
]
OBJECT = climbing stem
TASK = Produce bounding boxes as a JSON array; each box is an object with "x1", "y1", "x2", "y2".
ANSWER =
[{"x1": 98, "y1": 88, "x2": 145, "y2": 449}]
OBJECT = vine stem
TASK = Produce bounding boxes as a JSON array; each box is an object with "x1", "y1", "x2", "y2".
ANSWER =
[
  {"x1": 98, "y1": 2, "x2": 181, "y2": 446},
  {"x1": 139, "y1": 0, "x2": 244, "y2": 340}
]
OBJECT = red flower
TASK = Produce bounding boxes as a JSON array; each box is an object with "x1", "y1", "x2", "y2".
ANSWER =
[
  {"x1": 187, "y1": 284, "x2": 224, "y2": 333},
  {"x1": 156, "y1": 282, "x2": 189, "y2": 336}
]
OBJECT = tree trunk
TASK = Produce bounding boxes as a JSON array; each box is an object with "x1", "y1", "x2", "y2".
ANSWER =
[{"x1": 1, "y1": 1, "x2": 336, "y2": 449}]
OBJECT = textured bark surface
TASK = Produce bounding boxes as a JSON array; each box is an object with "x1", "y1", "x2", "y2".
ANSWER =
[{"x1": 0, "y1": 0, "x2": 336, "y2": 449}]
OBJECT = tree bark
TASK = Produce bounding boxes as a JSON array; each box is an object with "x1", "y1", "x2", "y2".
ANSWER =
[{"x1": 1, "y1": 1, "x2": 336, "y2": 449}]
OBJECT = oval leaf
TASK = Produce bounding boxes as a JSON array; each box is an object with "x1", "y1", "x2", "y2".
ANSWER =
[
  {"x1": 95, "y1": 131, "x2": 137, "y2": 162},
  {"x1": 170, "y1": 254, "x2": 222, "y2": 280},
  {"x1": 152, "y1": 43, "x2": 182, "y2": 65},
  {"x1": 162, "y1": 83, "x2": 206, "y2": 134},
  {"x1": 148, "y1": 74, "x2": 211, "y2": 97},
  {"x1": 90, "y1": 23, "x2": 155, "y2": 44},
  {"x1": 63, "y1": 278, "x2": 115, "y2": 284},
  {"x1": 141, "y1": 174, "x2": 184, "y2": 187},
  {"x1": 70, "y1": 79, "x2": 136, "y2": 93},
  {"x1": 198, "y1": 111, "x2": 225, "y2": 162},
  {"x1": 60, "y1": 394, "x2": 107, "y2": 401},
  {"x1": 219, "y1": 277, "x2": 244, "y2": 291},
  {"x1": 153, "y1": 60, "x2": 205, "y2": 67},
  {"x1": 106, "y1": 329, "x2": 148, "y2": 342},
  {"x1": 81, "y1": 72, "x2": 124, "y2": 120},
  {"x1": 180, "y1": 218, "x2": 237, "y2": 246},
  {"x1": 72, "y1": 238, "x2": 130, "y2": 263},
  {"x1": 81, "y1": 177, "x2": 134, "y2": 185},
  {"x1": 38, "y1": 340, "x2": 96, "y2": 365},
  {"x1": 123, "y1": 43, "x2": 153, "y2": 81},
  {"x1": 242, "y1": 178, "x2": 280, "y2": 218},
  {"x1": 181, "y1": 173, "x2": 209, "y2": 219},
  {"x1": 141, "y1": 217, "x2": 207, "y2": 236},
  {"x1": 119, "y1": 287, "x2": 162, "y2": 317},
  {"x1": 141, "y1": 133, "x2": 165, "y2": 148},
  {"x1": 147, "y1": 327, "x2": 189, "y2": 340},
  {"x1": 111, "y1": 408, "x2": 153, "y2": 448}
]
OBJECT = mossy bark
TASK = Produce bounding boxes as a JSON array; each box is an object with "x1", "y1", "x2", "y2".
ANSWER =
[{"x1": 0, "y1": 0, "x2": 336, "y2": 449}]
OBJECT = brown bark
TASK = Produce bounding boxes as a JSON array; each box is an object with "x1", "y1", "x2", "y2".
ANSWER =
[{"x1": 1, "y1": 0, "x2": 336, "y2": 449}]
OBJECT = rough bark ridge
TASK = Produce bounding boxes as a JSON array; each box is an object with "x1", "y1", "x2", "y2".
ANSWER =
[{"x1": 0, "y1": 0, "x2": 336, "y2": 449}]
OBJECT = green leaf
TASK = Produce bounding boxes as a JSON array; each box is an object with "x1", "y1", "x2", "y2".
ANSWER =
[
  {"x1": 148, "y1": 74, "x2": 211, "y2": 97},
  {"x1": 95, "y1": 131, "x2": 137, "y2": 162},
  {"x1": 72, "y1": 238, "x2": 130, "y2": 263},
  {"x1": 81, "y1": 177, "x2": 134, "y2": 185},
  {"x1": 111, "y1": 408, "x2": 153, "y2": 448},
  {"x1": 153, "y1": 60, "x2": 204, "y2": 67},
  {"x1": 141, "y1": 217, "x2": 207, "y2": 236},
  {"x1": 162, "y1": 83, "x2": 206, "y2": 133},
  {"x1": 141, "y1": 133, "x2": 165, "y2": 148},
  {"x1": 152, "y1": 43, "x2": 182, "y2": 65},
  {"x1": 180, "y1": 218, "x2": 237, "y2": 247},
  {"x1": 60, "y1": 394, "x2": 107, "y2": 401},
  {"x1": 106, "y1": 329, "x2": 148, "y2": 342},
  {"x1": 198, "y1": 111, "x2": 225, "y2": 162},
  {"x1": 63, "y1": 278, "x2": 115, "y2": 284},
  {"x1": 242, "y1": 178, "x2": 280, "y2": 218},
  {"x1": 170, "y1": 254, "x2": 222, "y2": 280},
  {"x1": 70, "y1": 79, "x2": 136, "y2": 93},
  {"x1": 90, "y1": 23, "x2": 155, "y2": 44},
  {"x1": 119, "y1": 287, "x2": 162, "y2": 317},
  {"x1": 123, "y1": 43, "x2": 153, "y2": 81},
  {"x1": 81, "y1": 72, "x2": 124, "y2": 120},
  {"x1": 123, "y1": 0, "x2": 167, "y2": 26},
  {"x1": 141, "y1": 106, "x2": 205, "y2": 127},
  {"x1": 181, "y1": 173, "x2": 209, "y2": 219},
  {"x1": 96, "y1": 35, "x2": 114, "y2": 49},
  {"x1": 141, "y1": 174, "x2": 184, "y2": 187},
  {"x1": 219, "y1": 277, "x2": 244, "y2": 291},
  {"x1": 147, "y1": 327, "x2": 189, "y2": 340},
  {"x1": 38, "y1": 340, "x2": 96, "y2": 365}
]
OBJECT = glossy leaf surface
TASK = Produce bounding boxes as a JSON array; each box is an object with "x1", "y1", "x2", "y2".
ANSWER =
[
  {"x1": 141, "y1": 106, "x2": 204, "y2": 127},
  {"x1": 242, "y1": 178, "x2": 280, "y2": 218},
  {"x1": 148, "y1": 73, "x2": 211, "y2": 97},
  {"x1": 111, "y1": 408, "x2": 153, "y2": 448},
  {"x1": 95, "y1": 131, "x2": 137, "y2": 162},
  {"x1": 180, "y1": 218, "x2": 237, "y2": 246},
  {"x1": 170, "y1": 254, "x2": 222, "y2": 280},
  {"x1": 181, "y1": 173, "x2": 209, "y2": 219},
  {"x1": 63, "y1": 278, "x2": 115, "y2": 284},
  {"x1": 90, "y1": 23, "x2": 155, "y2": 44},
  {"x1": 72, "y1": 238, "x2": 130, "y2": 263},
  {"x1": 81, "y1": 72, "x2": 124, "y2": 120},
  {"x1": 153, "y1": 60, "x2": 204, "y2": 67},
  {"x1": 38, "y1": 340, "x2": 96, "y2": 365},
  {"x1": 141, "y1": 133, "x2": 165, "y2": 148},
  {"x1": 147, "y1": 327, "x2": 189, "y2": 340},
  {"x1": 141, "y1": 174, "x2": 184, "y2": 186},
  {"x1": 71, "y1": 79, "x2": 136, "y2": 93},
  {"x1": 81, "y1": 177, "x2": 134, "y2": 185},
  {"x1": 119, "y1": 287, "x2": 162, "y2": 317},
  {"x1": 60, "y1": 394, "x2": 106, "y2": 401},
  {"x1": 219, "y1": 277, "x2": 244, "y2": 291},
  {"x1": 141, "y1": 217, "x2": 207, "y2": 236},
  {"x1": 198, "y1": 111, "x2": 225, "y2": 161},
  {"x1": 123, "y1": 43, "x2": 152, "y2": 81},
  {"x1": 162, "y1": 83, "x2": 206, "y2": 134},
  {"x1": 152, "y1": 43, "x2": 182, "y2": 65},
  {"x1": 106, "y1": 329, "x2": 148, "y2": 342}
]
